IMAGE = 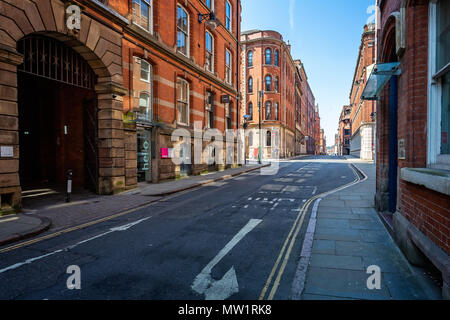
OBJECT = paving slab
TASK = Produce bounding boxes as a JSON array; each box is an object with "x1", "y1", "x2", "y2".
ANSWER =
[
  {"x1": 297, "y1": 162, "x2": 432, "y2": 300},
  {"x1": 310, "y1": 253, "x2": 364, "y2": 271}
]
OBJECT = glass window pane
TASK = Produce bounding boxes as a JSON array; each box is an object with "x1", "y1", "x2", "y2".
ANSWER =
[
  {"x1": 437, "y1": 0, "x2": 450, "y2": 71},
  {"x1": 177, "y1": 32, "x2": 186, "y2": 54},
  {"x1": 140, "y1": 60, "x2": 150, "y2": 81},
  {"x1": 140, "y1": 1, "x2": 149, "y2": 29},
  {"x1": 206, "y1": 32, "x2": 212, "y2": 52},
  {"x1": 441, "y1": 72, "x2": 450, "y2": 154}
]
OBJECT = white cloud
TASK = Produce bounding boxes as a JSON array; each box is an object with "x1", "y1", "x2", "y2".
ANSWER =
[{"x1": 289, "y1": 0, "x2": 295, "y2": 30}]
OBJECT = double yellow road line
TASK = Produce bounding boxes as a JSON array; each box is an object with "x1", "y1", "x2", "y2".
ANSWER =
[{"x1": 258, "y1": 164, "x2": 363, "y2": 300}]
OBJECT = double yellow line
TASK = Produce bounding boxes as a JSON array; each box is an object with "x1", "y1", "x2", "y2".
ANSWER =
[{"x1": 258, "y1": 164, "x2": 362, "y2": 300}]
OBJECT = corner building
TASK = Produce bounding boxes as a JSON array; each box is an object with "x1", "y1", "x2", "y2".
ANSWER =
[{"x1": 240, "y1": 30, "x2": 297, "y2": 160}]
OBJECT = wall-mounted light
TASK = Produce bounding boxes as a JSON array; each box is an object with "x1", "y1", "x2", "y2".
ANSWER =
[{"x1": 198, "y1": 12, "x2": 220, "y2": 30}]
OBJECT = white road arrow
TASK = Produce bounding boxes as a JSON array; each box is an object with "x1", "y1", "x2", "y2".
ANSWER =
[{"x1": 191, "y1": 219, "x2": 262, "y2": 300}]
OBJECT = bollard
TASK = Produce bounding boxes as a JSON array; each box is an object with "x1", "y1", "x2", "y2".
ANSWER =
[{"x1": 66, "y1": 169, "x2": 72, "y2": 203}]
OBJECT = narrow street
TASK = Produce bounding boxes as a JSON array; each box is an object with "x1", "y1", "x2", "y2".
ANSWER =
[{"x1": 0, "y1": 156, "x2": 359, "y2": 300}]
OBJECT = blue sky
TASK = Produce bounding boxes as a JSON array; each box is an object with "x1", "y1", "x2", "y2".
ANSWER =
[{"x1": 241, "y1": 0, "x2": 376, "y2": 147}]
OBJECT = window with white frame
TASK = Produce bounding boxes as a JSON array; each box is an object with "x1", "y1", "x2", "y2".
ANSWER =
[
  {"x1": 140, "y1": 59, "x2": 151, "y2": 82},
  {"x1": 205, "y1": 31, "x2": 214, "y2": 72},
  {"x1": 429, "y1": 0, "x2": 450, "y2": 163},
  {"x1": 275, "y1": 102, "x2": 279, "y2": 120},
  {"x1": 226, "y1": 1, "x2": 232, "y2": 32},
  {"x1": 176, "y1": 78, "x2": 189, "y2": 125},
  {"x1": 177, "y1": 5, "x2": 189, "y2": 56},
  {"x1": 225, "y1": 49, "x2": 232, "y2": 84},
  {"x1": 206, "y1": 91, "x2": 214, "y2": 128},
  {"x1": 132, "y1": 0, "x2": 152, "y2": 32},
  {"x1": 133, "y1": 57, "x2": 152, "y2": 121},
  {"x1": 137, "y1": 92, "x2": 151, "y2": 121}
]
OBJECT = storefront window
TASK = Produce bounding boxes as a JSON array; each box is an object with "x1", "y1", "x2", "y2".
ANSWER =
[
  {"x1": 137, "y1": 129, "x2": 151, "y2": 182},
  {"x1": 437, "y1": 0, "x2": 450, "y2": 154}
]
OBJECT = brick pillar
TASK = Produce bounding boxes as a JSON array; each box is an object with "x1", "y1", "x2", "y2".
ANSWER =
[
  {"x1": 0, "y1": 46, "x2": 23, "y2": 213},
  {"x1": 96, "y1": 79, "x2": 127, "y2": 195}
]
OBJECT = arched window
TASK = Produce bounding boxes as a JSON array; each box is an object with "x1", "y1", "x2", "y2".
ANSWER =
[
  {"x1": 265, "y1": 48, "x2": 272, "y2": 65},
  {"x1": 205, "y1": 31, "x2": 214, "y2": 72},
  {"x1": 177, "y1": 5, "x2": 189, "y2": 56},
  {"x1": 248, "y1": 77, "x2": 253, "y2": 93},
  {"x1": 275, "y1": 50, "x2": 279, "y2": 66},
  {"x1": 266, "y1": 130, "x2": 272, "y2": 147},
  {"x1": 265, "y1": 75, "x2": 272, "y2": 91},
  {"x1": 226, "y1": 0, "x2": 232, "y2": 31},
  {"x1": 248, "y1": 102, "x2": 253, "y2": 120},
  {"x1": 247, "y1": 51, "x2": 253, "y2": 67},
  {"x1": 275, "y1": 103, "x2": 279, "y2": 120},
  {"x1": 265, "y1": 101, "x2": 272, "y2": 120},
  {"x1": 275, "y1": 77, "x2": 279, "y2": 92}
]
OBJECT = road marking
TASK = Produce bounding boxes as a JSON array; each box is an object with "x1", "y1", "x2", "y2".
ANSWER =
[
  {"x1": 244, "y1": 205, "x2": 249, "y2": 209},
  {"x1": 0, "y1": 216, "x2": 152, "y2": 274},
  {"x1": 259, "y1": 164, "x2": 361, "y2": 300},
  {"x1": 312, "y1": 187, "x2": 317, "y2": 195},
  {"x1": 192, "y1": 219, "x2": 262, "y2": 300}
]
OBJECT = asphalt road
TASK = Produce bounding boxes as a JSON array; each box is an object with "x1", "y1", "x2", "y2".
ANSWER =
[{"x1": 0, "y1": 156, "x2": 358, "y2": 300}]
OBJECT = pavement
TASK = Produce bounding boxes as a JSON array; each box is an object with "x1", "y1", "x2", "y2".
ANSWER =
[
  {"x1": 0, "y1": 163, "x2": 268, "y2": 247},
  {"x1": 296, "y1": 162, "x2": 436, "y2": 300}
]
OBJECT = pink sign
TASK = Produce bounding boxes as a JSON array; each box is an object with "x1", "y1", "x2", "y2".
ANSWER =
[{"x1": 161, "y1": 148, "x2": 168, "y2": 159}]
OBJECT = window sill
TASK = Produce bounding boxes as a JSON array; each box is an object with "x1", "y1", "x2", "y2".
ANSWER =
[{"x1": 400, "y1": 167, "x2": 450, "y2": 196}]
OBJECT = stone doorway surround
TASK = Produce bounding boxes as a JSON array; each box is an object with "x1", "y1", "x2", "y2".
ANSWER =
[{"x1": 0, "y1": 0, "x2": 127, "y2": 213}]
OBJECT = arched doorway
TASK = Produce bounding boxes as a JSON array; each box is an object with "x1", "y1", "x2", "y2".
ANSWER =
[{"x1": 17, "y1": 35, "x2": 99, "y2": 199}]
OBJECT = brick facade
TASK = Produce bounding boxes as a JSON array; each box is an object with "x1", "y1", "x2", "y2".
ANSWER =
[
  {"x1": 0, "y1": 0, "x2": 241, "y2": 212},
  {"x1": 239, "y1": 30, "x2": 299, "y2": 159},
  {"x1": 349, "y1": 24, "x2": 376, "y2": 160},
  {"x1": 375, "y1": 0, "x2": 449, "y2": 298}
]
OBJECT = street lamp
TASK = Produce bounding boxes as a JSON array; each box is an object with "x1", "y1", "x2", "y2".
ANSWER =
[{"x1": 198, "y1": 12, "x2": 220, "y2": 30}]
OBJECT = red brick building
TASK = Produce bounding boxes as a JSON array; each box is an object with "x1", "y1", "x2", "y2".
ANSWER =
[
  {"x1": 314, "y1": 104, "x2": 321, "y2": 155},
  {"x1": 295, "y1": 59, "x2": 315, "y2": 155},
  {"x1": 371, "y1": 0, "x2": 449, "y2": 299},
  {"x1": 349, "y1": 23, "x2": 376, "y2": 160},
  {"x1": 0, "y1": 0, "x2": 241, "y2": 212},
  {"x1": 338, "y1": 105, "x2": 352, "y2": 155},
  {"x1": 240, "y1": 30, "x2": 297, "y2": 159}
]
